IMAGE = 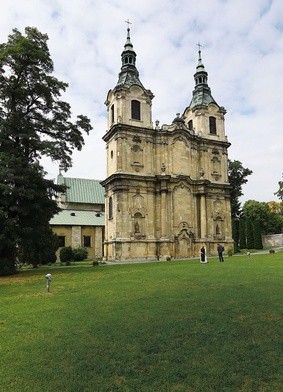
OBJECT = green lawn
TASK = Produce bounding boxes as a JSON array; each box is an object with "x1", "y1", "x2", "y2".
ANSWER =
[{"x1": 0, "y1": 253, "x2": 282, "y2": 392}]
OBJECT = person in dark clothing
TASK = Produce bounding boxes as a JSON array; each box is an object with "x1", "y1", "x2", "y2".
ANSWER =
[
  {"x1": 200, "y1": 246, "x2": 207, "y2": 263},
  {"x1": 217, "y1": 243, "x2": 224, "y2": 262},
  {"x1": 200, "y1": 246, "x2": 205, "y2": 262}
]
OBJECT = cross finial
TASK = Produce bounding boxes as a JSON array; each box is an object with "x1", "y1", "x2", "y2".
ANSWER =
[
  {"x1": 197, "y1": 42, "x2": 203, "y2": 63},
  {"x1": 125, "y1": 19, "x2": 132, "y2": 29}
]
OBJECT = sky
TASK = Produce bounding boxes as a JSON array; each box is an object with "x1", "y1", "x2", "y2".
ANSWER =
[{"x1": 1, "y1": 0, "x2": 283, "y2": 203}]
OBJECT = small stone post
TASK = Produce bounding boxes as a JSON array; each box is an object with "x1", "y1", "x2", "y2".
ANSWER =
[{"x1": 45, "y1": 273, "x2": 52, "y2": 292}]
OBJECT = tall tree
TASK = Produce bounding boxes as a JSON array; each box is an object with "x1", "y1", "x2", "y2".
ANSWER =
[
  {"x1": 239, "y1": 217, "x2": 247, "y2": 249},
  {"x1": 274, "y1": 175, "x2": 283, "y2": 202},
  {"x1": 243, "y1": 200, "x2": 282, "y2": 235},
  {"x1": 0, "y1": 27, "x2": 92, "y2": 275},
  {"x1": 228, "y1": 160, "x2": 253, "y2": 218},
  {"x1": 253, "y1": 220, "x2": 263, "y2": 250},
  {"x1": 246, "y1": 218, "x2": 254, "y2": 249},
  {"x1": 232, "y1": 218, "x2": 240, "y2": 253},
  {"x1": 268, "y1": 200, "x2": 283, "y2": 215}
]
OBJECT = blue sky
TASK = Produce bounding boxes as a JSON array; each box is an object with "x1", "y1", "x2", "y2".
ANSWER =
[{"x1": 1, "y1": 0, "x2": 283, "y2": 203}]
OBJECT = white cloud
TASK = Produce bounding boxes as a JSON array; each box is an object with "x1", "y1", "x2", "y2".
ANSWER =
[{"x1": 1, "y1": 0, "x2": 282, "y2": 203}]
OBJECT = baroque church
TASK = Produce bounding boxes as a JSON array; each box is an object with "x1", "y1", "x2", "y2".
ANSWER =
[{"x1": 101, "y1": 27, "x2": 233, "y2": 261}]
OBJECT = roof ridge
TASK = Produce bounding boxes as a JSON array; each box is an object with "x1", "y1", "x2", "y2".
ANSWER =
[{"x1": 64, "y1": 177, "x2": 102, "y2": 182}]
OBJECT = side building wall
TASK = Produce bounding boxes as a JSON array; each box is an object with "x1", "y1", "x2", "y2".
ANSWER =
[{"x1": 52, "y1": 225, "x2": 104, "y2": 260}]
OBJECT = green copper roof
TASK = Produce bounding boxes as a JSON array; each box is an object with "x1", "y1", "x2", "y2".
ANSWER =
[
  {"x1": 58, "y1": 175, "x2": 105, "y2": 204},
  {"x1": 189, "y1": 86, "x2": 218, "y2": 108},
  {"x1": 116, "y1": 70, "x2": 144, "y2": 90},
  {"x1": 114, "y1": 27, "x2": 145, "y2": 91},
  {"x1": 50, "y1": 210, "x2": 105, "y2": 226},
  {"x1": 189, "y1": 48, "x2": 218, "y2": 110}
]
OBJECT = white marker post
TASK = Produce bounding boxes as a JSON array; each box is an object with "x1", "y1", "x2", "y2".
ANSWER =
[{"x1": 45, "y1": 273, "x2": 52, "y2": 292}]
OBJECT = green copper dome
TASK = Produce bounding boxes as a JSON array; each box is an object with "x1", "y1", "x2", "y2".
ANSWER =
[
  {"x1": 115, "y1": 27, "x2": 145, "y2": 90},
  {"x1": 189, "y1": 48, "x2": 218, "y2": 109}
]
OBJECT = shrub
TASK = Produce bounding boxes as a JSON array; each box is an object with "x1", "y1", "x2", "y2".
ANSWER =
[
  {"x1": 73, "y1": 247, "x2": 88, "y2": 261},
  {"x1": 59, "y1": 247, "x2": 74, "y2": 262},
  {"x1": 41, "y1": 251, "x2": 57, "y2": 265},
  {"x1": 227, "y1": 248, "x2": 233, "y2": 256}
]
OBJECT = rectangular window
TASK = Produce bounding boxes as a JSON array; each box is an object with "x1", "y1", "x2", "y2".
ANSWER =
[
  {"x1": 209, "y1": 116, "x2": 217, "y2": 134},
  {"x1": 131, "y1": 100, "x2": 141, "y2": 120},
  {"x1": 83, "y1": 236, "x2": 91, "y2": 247},
  {"x1": 58, "y1": 236, "x2": 65, "y2": 247},
  {"x1": 109, "y1": 196, "x2": 113, "y2": 220},
  {"x1": 111, "y1": 104, "x2": 114, "y2": 124}
]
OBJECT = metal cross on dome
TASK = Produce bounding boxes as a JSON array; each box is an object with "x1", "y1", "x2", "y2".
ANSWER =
[{"x1": 125, "y1": 19, "x2": 132, "y2": 28}]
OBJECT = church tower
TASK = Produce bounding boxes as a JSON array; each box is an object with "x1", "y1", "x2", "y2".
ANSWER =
[{"x1": 101, "y1": 29, "x2": 233, "y2": 261}]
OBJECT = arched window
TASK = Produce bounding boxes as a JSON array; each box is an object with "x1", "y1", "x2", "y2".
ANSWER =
[
  {"x1": 109, "y1": 197, "x2": 113, "y2": 220},
  {"x1": 209, "y1": 116, "x2": 217, "y2": 135},
  {"x1": 188, "y1": 119, "x2": 193, "y2": 130},
  {"x1": 131, "y1": 100, "x2": 141, "y2": 120}
]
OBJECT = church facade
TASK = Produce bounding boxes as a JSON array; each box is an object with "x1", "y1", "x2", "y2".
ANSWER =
[{"x1": 101, "y1": 28, "x2": 233, "y2": 261}]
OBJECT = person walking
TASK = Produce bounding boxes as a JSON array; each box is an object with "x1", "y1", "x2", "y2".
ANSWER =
[{"x1": 217, "y1": 243, "x2": 224, "y2": 262}]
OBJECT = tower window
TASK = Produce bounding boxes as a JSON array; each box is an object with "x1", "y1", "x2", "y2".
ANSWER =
[
  {"x1": 209, "y1": 116, "x2": 217, "y2": 135},
  {"x1": 111, "y1": 104, "x2": 114, "y2": 124},
  {"x1": 109, "y1": 196, "x2": 113, "y2": 220},
  {"x1": 131, "y1": 100, "x2": 141, "y2": 120},
  {"x1": 188, "y1": 120, "x2": 193, "y2": 130}
]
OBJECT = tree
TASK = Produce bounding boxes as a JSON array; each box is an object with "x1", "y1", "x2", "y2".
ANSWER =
[
  {"x1": 268, "y1": 201, "x2": 283, "y2": 215},
  {"x1": 0, "y1": 27, "x2": 92, "y2": 275},
  {"x1": 228, "y1": 160, "x2": 253, "y2": 218},
  {"x1": 246, "y1": 218, "x2": 254, "y2": 249},
  {"x1": 243, "y1": 200, "x2": 282, "y2": 235},
  {"x1": 253, "y1": 220, "x2": 263, "y2": 250},
  {"x1": 15, "y1": 163, "x2": 61, "y2": 266},
  {"x1": 232, "y1": 218, "x2": 240, "y2": 253},
  {"x1": 274, "y1": 175, "x2": 283, "y2": 201},
  {"x1": 239, "y1": 217, "x2": 247, "y2": 249}
]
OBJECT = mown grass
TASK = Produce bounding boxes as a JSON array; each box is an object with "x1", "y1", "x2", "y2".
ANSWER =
[{"x1": 0, "y1": 253, "x2": 282, "y2": 392}]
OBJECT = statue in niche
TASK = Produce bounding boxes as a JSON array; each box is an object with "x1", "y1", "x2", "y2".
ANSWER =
[{"x1": 135, "y1": 221, "x2": 140, "y2": 233}]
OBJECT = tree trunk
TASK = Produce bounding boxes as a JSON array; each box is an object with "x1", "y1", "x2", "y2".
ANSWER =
[{"x1": 0, "y1": 246, "x2": 17, "y2": 276}]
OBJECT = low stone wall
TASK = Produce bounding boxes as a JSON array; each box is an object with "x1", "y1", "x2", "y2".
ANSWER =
[{"x1": 262, "y1": 233, "x2": 283, "y2": 246}]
